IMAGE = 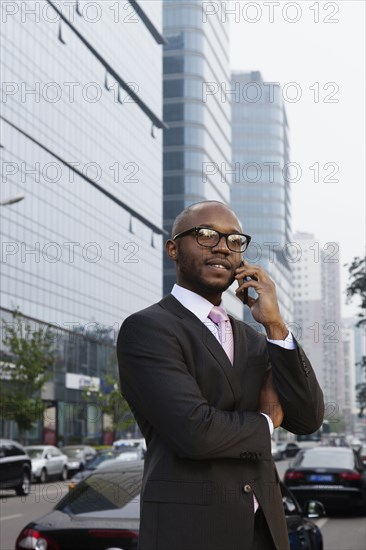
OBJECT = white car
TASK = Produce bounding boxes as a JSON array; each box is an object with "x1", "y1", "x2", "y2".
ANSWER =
[
  {"x1": 25, "y1": 445, "x2": 68, "y2": 483},
  {"x1": 113, "y1": 438, "x2": 146, "y2": 451},
  {"x1": 60, "y1": 445, "x2": 96, "y2": 474},
  {"x1": 271, "y1": 440, "x2": 281, "y2": 461}
]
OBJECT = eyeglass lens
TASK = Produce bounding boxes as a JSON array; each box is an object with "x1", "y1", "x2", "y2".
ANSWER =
[{"x1": 196, "y1": 228, "x2": 247, "y2": 251}]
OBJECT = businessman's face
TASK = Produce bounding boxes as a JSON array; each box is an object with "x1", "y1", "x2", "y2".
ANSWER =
[{"x1": 167, "y1": 203, "x2": 243, "y2": 304}]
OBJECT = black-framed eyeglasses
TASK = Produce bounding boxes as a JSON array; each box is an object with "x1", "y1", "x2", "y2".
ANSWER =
[{"x1": 172, "y1": 226, "x2": 251, "y2": 252}]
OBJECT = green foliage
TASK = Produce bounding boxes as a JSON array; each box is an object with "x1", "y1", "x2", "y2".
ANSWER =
[
  {"x1": 1, "y1": 310, "x2": 56, "y2": 441},
  {"x1": 346, "y1": 256, "x2": 366, "y2": 327},
  {"x1": 345, "y1": 256, "x2": 366, "y2": 416},
  {"x1": 82, "y1": 368, "x2": 134, "y2": 441},
  {"x1": 355, "y1": 356, "x2": 366, "y2": 418}
]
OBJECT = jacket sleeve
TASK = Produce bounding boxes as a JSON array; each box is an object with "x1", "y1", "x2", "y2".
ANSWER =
[
  {"x1": 267, "y1": 342, "x2": 324, "y2": 434},
  {"x1": 117, "y1": 313, "x2": 272, "y2": 461}
]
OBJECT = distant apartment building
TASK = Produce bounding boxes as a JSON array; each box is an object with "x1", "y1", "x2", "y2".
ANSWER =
[
  {"x1": 341, "y1": 327, "x2": 356, "y2": 432},
  {"x1": 292, "y1": 232, "x2": 324, "y2": 385},
  {"x1": 231, "y1": 71, "x2": 293, "y2": 323},
  {"x1": 162, "y1": 0, "x2": 242, "y2": 316},
  {"x1": 343, "y1": 316, "x2": 366, "y2": 437},
  {"x1": 293, "y1": 232, "x2": 351, "y2": 427},
  {"x1": 321, "y1": 246, "x2": 345, "y2": 412},
  {"x1": 1, "y1": 1, "x2": 165, "y2": 443}
]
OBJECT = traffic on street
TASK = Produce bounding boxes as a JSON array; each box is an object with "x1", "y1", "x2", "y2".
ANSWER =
[{"x1": 1, "y1": 453, "x2": 365, "y2": 550}]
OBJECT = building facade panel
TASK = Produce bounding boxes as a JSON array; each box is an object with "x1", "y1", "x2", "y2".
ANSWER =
[
  {"x1": 162, "y1": 1, "x2": 241, "y2": 316},
  {"x1": 231, "y1": 71, "x2": 293, "y2": 322},
  {"x1": 1, "y1": 1, "x2": 164, "y2": 443}
]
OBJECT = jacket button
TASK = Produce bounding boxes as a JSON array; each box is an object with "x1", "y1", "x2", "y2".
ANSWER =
[{"x1": 243, "y1": 484, "x2": 252, "y2": 493}]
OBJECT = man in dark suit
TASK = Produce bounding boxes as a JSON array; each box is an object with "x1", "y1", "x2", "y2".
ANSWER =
[{"x1": 117, "y1": 201, "x2": 324, "y2": 550}]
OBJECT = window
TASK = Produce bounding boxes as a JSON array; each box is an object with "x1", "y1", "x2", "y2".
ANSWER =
[
  {"x1": 164, "y1": 79, "x2": 184, "y2": 98},
  {"x1": 163, "y1": 56, "x2": 184, "y2": 74},
  {"x1": 163, "y1": 103, "x2": 184, "y2": 122}
]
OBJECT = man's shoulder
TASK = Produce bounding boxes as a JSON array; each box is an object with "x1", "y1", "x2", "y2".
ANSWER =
[{"x1": 120, "y1": 295, "x2": 179, "y2": 325}]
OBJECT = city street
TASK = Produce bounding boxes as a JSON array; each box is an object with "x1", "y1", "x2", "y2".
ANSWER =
[
  {"x1": 1, "y1": 461, "x2": 365, "y2": 550},
  {"x1": 1, "y1": 480, "x2": 69, "y2": 550}
]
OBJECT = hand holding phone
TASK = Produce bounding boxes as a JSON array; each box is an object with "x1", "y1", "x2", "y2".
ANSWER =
[
  {"x1": 237, "y1": 275, "x2": 250, "y2": 304},
  {"x1": 236, "y1": 262, "x2": 257, "y2": 304}
]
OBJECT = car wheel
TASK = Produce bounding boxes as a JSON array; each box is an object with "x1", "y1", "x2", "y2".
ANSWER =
[
  {"x1": 39, "y1": 468, "x2": 48, "y2": 483},
  {"x1": 16, "y1": 471, "x2": 31, "y2": 496},
  {"x1": 60, "y1": 466, "x2": 68, "y2": 481}
]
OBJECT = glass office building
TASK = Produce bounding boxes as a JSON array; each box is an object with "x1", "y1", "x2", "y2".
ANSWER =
[
  {"x1": 0, "y1": 1, "x2": 165, "y2": 443},
  {"x1": 162, "y1": 1, "x2": 241, "y2": 316},
  {"x1": 231, "y1": 71, "x2": 293, "y2": 323}
]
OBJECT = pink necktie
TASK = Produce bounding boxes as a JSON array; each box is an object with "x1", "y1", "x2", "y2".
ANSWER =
[
  {"x1": 208, "y1": 306, "x2": 258, "y2": 511},
  {"x1": 208, "y1": 306, "x2": 234, "y2": 365}
]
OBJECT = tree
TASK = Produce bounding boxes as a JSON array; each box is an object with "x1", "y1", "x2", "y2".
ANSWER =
[
  {"x1": 1, "y1": 310, "x2": 56, "y2": 443},
  {"x1": 345, "y1": 256, "x2": 366, "y2": 416},
  {"x1": 79, "y1": 324, "x2": 134, "y2": 443},
  {"x1": 83, "y1": 372, "x2": 134, "y2": 443}
]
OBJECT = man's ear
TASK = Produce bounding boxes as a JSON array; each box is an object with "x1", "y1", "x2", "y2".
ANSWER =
[{"x1": 165, "y1": 239, "x2": 178, "y2": 261}]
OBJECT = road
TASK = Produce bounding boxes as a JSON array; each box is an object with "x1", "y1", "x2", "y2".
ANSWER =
[
  {"x1": 1, "y1": 462, "x2": 365, "y2": 550},
  {"x1": 1, "y1": 480, "x2": 69, "y2": 550},
  {"x1": 276, "y1": 460, "x2": 366, "y2": 550}
]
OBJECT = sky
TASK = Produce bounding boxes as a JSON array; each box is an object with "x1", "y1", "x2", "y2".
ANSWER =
[{"x1": 228, "y1": 0, "x2": 365, "y2": 318}]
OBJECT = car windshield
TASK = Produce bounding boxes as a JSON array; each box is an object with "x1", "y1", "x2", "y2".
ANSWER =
[
  {"x1": 26, "y1": 448, "x2": 44, "y2": 458},
  {"x1": 295, "y1": 449, "x2": 354, "y2": 469},
  {"x1": 57, "y1": 466, "x2": 143, "y2": 515},
  {"x1": 63, "y1": 449, "x2": 83, "y2": 458}
]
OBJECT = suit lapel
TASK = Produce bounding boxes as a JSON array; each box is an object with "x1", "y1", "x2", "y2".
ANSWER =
[{"x1": 159, "y1": 295, "x2": 244, "y2": 404}]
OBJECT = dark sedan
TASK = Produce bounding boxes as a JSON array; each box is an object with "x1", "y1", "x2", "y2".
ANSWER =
[
  {"x1": 284, "y1": 446, "x2": 366, "y2": 512},
  {"x1": 0, "y1": 439, "x2": 31, "y2": 496},
  {"x1": 16, "y1": 459, "x2": 324, "y2": 550},
  {"x1": 68, "y1": 447, "x2": 144, "y2": 489},
  {"x1": 277, "y1": 441, "x2": 301, "y2": 459}
]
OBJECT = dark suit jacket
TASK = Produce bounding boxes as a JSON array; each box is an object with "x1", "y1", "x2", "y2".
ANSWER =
[{"x1": 117, "y1": 295, "x2": 324, "y2": 550}]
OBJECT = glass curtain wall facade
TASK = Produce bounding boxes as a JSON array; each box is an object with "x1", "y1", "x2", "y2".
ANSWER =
[
  {"x1": 0, "y1": 0, "x2": 164, "y2": 443},
  {"x1": 231, "y1": 71, "x2": 293, "y2": 323},
  {"x1": 162, "y1": 1, "x2": 241, "y2": 316}
]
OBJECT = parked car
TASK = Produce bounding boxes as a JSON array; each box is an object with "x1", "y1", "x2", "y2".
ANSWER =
[
  {"x1": 277, "y1": 442, "x2": 301, "y2": 460},
  {"x1": 284, "y1": 446, "x2": 366, "y2": 512},
  {"x1": 16, "y1": 459, "x2": 324, "y2": 550},
  {"x1": 61, "y1": 445, "x2": 96, "y2": 475},
  {"x1": 0, "y1": 439, "x2": 31, "y2": 496},
  {"x1": 68, "y1": 448, "x2": 142, "y2": 490},
  {"x1": 113, "y1": 437, "x2": 146, "y2": 451},
  {"x1": 113, "y1": 446, "x2": 145, "y2": 461},
  {"x1": 25, "y1": 445, "x2": 68, "y2": 483},
  {"x1": 271, "y1": 439, "x2": 281, "y2": 461},
  {"x1": 359, "y1": 444, "x2": 366, "y2": 467}
]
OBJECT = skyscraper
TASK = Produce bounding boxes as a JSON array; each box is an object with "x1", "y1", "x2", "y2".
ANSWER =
[
  {"x1": 162, "y1": 1, "x2": 241, "y2": 316},
  {"x1": 231, "y1": 71, "x2": 293, "y2": 323},
  {"x1": 1, "y1": 0, "x2": 165, "y2": 442},
  {"x1": 341, "y1": 327, "x2": 356, "y2": 433},
  {"x1": 292, "y1": 232, "x2": 324, "y2": 385},
  {"x1": 321, "y1": 245, "x2": 345, "y2": 413},
  {"x1": 293, "y1": 232, "x2": 348, "y2": 425}
]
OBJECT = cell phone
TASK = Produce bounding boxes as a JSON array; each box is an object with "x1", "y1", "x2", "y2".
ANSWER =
[
  {"x1": 237, "y1": 275, "x2": 250, "y2": 304},
  {"x1": 237, "y1": 262, "x2": 257, "y2": 304}
]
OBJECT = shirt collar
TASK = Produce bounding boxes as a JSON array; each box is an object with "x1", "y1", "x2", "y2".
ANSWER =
[{"x1": 171, "y1": 284, "x2": 224, "y2": 322}]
